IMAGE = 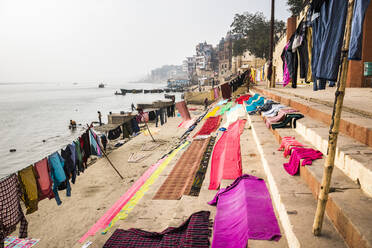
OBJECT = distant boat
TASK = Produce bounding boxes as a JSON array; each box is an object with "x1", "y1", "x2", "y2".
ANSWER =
[
  {"x1": 115, "y1": 91, "x2": 125, "y2": 95},
  {"x1": 99, "y1": 83, "x2": 105, "y2": 88},
  {"x1": 121, "y1": 89, "x2": 143, "y2": 94}
]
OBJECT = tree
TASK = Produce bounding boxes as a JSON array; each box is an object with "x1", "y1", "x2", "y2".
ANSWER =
[
  {"x1": 230, "y1": 12, "x2": 286, "y2": 59},
  {"x1": 287, "y1": 0, "x2": 304, "y2": 17}
]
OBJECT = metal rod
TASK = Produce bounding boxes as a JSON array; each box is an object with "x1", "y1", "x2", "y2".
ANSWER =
[
  {"x1": 87, "y1": 125, "x2": 124, "y2": 180},
  {"x1": 312, "y1": 0, "x2": 355, "y2": 235}
]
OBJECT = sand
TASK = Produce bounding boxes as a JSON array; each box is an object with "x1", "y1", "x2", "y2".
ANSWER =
[{"x1": 19, "y1": 106, "x2": 204, "y2": 248}]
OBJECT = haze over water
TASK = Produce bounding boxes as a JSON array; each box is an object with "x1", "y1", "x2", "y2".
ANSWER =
[{"x1": 0, "y1": 82, "x2": 180, "y2": 177}]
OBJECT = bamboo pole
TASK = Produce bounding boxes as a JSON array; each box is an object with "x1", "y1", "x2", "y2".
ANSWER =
[
  {"x1": 312, "y1": 0, "x2": 355, "y2": 235},
  {"x1": 87, "y1": 125, "x2": 124, "y2": 180}
]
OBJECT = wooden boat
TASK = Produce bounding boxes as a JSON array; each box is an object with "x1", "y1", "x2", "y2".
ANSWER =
[
  {"x1": 164, "y1": 94, "x2": 175, "y2": 100},
  {"x1": 115, "y1": 91, "x2": 125, "y2": 95},
  {"x1": 98, "y1": 83, "x2": 105, "y2": 88}
]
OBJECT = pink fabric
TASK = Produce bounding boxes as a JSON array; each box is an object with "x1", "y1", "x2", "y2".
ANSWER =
[
  {"x1": 33, "y1": 158, "x2": 55, "y2": 200},
  {"x1": 279, "y1": 108, "x2": 298, "y2": 114},
  {"x1": 176, "y1": 101, "x2": 191, "y2": 121},
  {"x1": 283, "y1": 147, "x2": 323, "y2": 175},
  {"x1": 208, "y1": 175, "x2": 281, "y2": 247},
  {"x1": 79, "y1": 158, "x2": 166, "y2": 243},
  {"x1": 283, "y1": 43, "x2": 291, "y2": 87},
  {"x1": 214, "y1": 88, "x2": 219, "y2": 99},
  {"x1": 209, "y1": 120, "x2": 246, "y2": 190},
  {"x1": 265, "y1": 112, "x2": 286, "y2": 128},
  {"x1": 278, "y1": 137, "x2": 305, "y2": 157},
  {"x1": 178, "y1": 118, "x2": 196, "y2": 129}
]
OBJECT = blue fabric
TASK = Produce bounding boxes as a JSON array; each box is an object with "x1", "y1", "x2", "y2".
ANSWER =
[
  {"x1": 68, "y1": 143, "x2": 76, "y2": 166},
  {"x1": 48, "y1": 152, "x2": 66, "y2": 184},
  {"x1": 89, "y1": 130, "x2": 100, "y2": 157},
  {"x1": 246, "y1": 94, "x2": 259, "y2": 105},
  {"x1": 314, "y1": 0, "x2": 348, "y2": 81},
  {"x1": 246, "y1": 97, "x2": 265, "y2": 112},
  {"x1": 131, "y1": 118, "x2": 140, "y2": 133},
  {"x1": 53, "y1": 180, "x2": 71, "y2": 206},
  {"x1": 48, "y1": 152, "x2": 71, "y2": 205},
  {"x1": 349, "y1": 0, "x2": 371, "y2": 60}
]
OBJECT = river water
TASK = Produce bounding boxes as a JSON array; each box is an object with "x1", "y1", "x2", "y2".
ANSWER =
[{"x1": 0, "y1": 82, "x2": 180, "y2": 177}]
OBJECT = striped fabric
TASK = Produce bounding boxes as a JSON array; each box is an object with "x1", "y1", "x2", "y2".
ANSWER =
[{"x1": 103, "y1": 211, "x2": 210, "y2": 248}]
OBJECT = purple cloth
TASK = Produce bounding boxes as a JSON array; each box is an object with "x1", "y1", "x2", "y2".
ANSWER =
[
  {"x1": 208, "y1": 174, "x2": 281, "y2": 248},
  {"x1": 283, "y1": 147, "x2": 323, "y2": 175}
]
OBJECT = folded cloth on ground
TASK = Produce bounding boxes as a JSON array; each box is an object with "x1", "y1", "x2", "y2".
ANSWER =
[
  {"x1": 261, "y1": 105, "x2": 286, "y2": 117},
  {"x1": 222, "y1": 104, "x2": 246, "y2": 128},
  {"x1": 102, "y1": 211, "x2": 211, "y2": 248},
  {"x1": 278, "y1": 136, "x2": 306, "y2": 157},
  {"x1": 283, "y1": 147, "x2": 323, "y2": 175},
  {"x1": 208, "y1": 174, "x2": 281, "y2": 248},
  {"x1": 235, "y1": 94, "x2": 251, "y2": 104}
]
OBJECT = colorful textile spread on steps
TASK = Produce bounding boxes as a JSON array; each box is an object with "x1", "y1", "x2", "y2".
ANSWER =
[
  {"x1": 102, "y1": 211, "x2": 211, "y2": 248},
  {"x1": 4, "y1": 236, "x2": 39, "y2": 248},
  {"x1": 188, "y1": 137, "x2": 216, "y2": 196},
  {"x1": 222, "y1": 104, "x2": 246, "y2": 128},
  {"x1": 208, "y1": 175, "x2": 281, "y2": 248},
  {"x1": 178, "y1": 118, "x2": 196, "y2": 129},
  {"x1": 278, "y1": 136, "x2": 305, "y2": 157},
  {"x1": 209, "y1": 120, "x2": 246, "y2": 190},
  {"x1": 79, "y1": 142, "x2": 189, "y2": 242},
  {"x1": 103, "y1": 142, "x2": 190, "y2": 233},
  {"x1": 153, "y1": 139, "x2": 210, "y2": 200},
  {"x1": 175, "y1": 101, "x2": 191, "y2": 121},
  {"x1": 283, "y1": 147, "x2": 323, "y2": 175},
  {"x1": 235, "y1": 94, "x2": 251, "y2": 104},
  {"x1": 193, "y1": 116, "x2": 221, "y2": 137},
  {"x1": 216, "y1": 99, "x2": 228, "y2": 106},
  {"x1": 219, "y1": 102, "x2": 233, "y2": 115},
  {"x1": 203, "y1": 106, "x2": 220, "y2": 120}
]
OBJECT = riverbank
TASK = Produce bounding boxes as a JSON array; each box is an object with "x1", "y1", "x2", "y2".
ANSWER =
[{"x1": 22, "y1": 105, "x2": 205, "y2": 247}]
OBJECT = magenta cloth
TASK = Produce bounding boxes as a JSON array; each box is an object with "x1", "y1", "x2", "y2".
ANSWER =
[
  {"x1": 214, "y1": 87, "x2": 219, "y2": 99},
  {"x1": 175, "y1": 101, "x2": 191, "y2": 121},
  {"x1": 208, "y1": 174, "x2": 281, "y2": 248},
  {"x1": 209, "y1": 120, "x2": 245, "y2": 190},
  {"x1": 278, "y1": 137, "x2": 305, "y2": 157},
  {"x1": 193, "y1": 116, "x2": 221, "y2": 137},
  {"x1": 283, "y1": 42, "x2": 291, "y2": 87},
  {"x1": 283, "y1": 147, "x2": 323, "y2": 175},
  {"x1": 79, "y1": 158, "x2": 166, "y2": 243}
]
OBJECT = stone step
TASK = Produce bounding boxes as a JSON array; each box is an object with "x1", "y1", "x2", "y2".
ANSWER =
[
  {"x1": 250, "y1": 113, "x2": 372, "y2": 248},
  {"x1": 248, "y1": 115, "x2": 347, "y2": 248},
  {"x1": 295, "y1": 117, "x2": 372, "y2": 197},
  {"x1": 252, "y1": 86, "x2": 372, "y2": 149}
]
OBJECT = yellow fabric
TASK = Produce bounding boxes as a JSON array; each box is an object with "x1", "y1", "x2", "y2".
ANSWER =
[
  {"x1": 306, "y1": 27, "x2": 313, "y2": 82},
  {"x1": 203, "y1": 106, "x2": 220, "y2": 120},
  {"x1": 103, "y1": 141, "x2": 190, "y2": 233},
  {"x1": 18, "y1": 165, "x2": 39, "y2": 214},
  {"x1": 210, "y1": 90, "x2": 215, "y2": 101}
]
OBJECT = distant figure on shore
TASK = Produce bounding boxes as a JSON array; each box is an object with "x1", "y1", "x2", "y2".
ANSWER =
[
  {"x1": 98, "y1": 111, "x2": 102, "y2": 126},
  {"x1": 70, "y1": 120, "x2": 76, "y2": 130},
  {"x1": 204, "y1": 98, "x2": 208, "y2": 110},
  {"x1": 131, "y1": 103, "x2": 136, "y2": 111}
]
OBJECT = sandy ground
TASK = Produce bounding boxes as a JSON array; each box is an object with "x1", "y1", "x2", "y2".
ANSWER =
[
  {"x1": 18, "y1": 105, "x2": 203, "y2": 248},
  {"x1": 15, "y1": 94, "x2": 288, "y2": 248}
]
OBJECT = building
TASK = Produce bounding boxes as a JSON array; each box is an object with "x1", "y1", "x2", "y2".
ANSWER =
[
  {"x1": 232, "y1": 50, "x2": 266, "y2": 74},
  {"x1": 218, "y1": 33, "x2": 238, "y2": 83}
]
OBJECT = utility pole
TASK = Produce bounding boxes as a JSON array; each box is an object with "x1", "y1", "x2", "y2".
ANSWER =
[{"x1": 269, "y1": 0, "x2": 275, "y2": 88}]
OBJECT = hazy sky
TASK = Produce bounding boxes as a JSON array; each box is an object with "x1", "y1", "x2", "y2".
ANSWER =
[{"x1": 0, "y1": 0, "x2": 290, "y2": 83}]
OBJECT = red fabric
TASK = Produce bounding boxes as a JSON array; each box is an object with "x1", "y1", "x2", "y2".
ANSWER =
[
  {"x1": 193, "y1": 116, "x2": 221, "y2": 137},
  {"x1": 235, "y1": 94, "x2": 251, "y2": 104},
  {"x1": 209, "y1": 120, "x2": 246, "y2": 190},
  {"x1": 175, "y1": 101, "x2": 191, "y2": 121},
  {"x1": 33, "y1": 158, "x2": 55, "y2": 200}
]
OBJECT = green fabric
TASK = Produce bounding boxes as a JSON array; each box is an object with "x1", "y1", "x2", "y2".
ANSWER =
[
  {"x1": 219, "y1": 102, "x2": 233, "y2": 115},
  {"x1": 18, "y1": 165, "x2": 39, "y2": 214},
  {"x1": 74, "y1": 140, "x2": 83, "y2": 171}
]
